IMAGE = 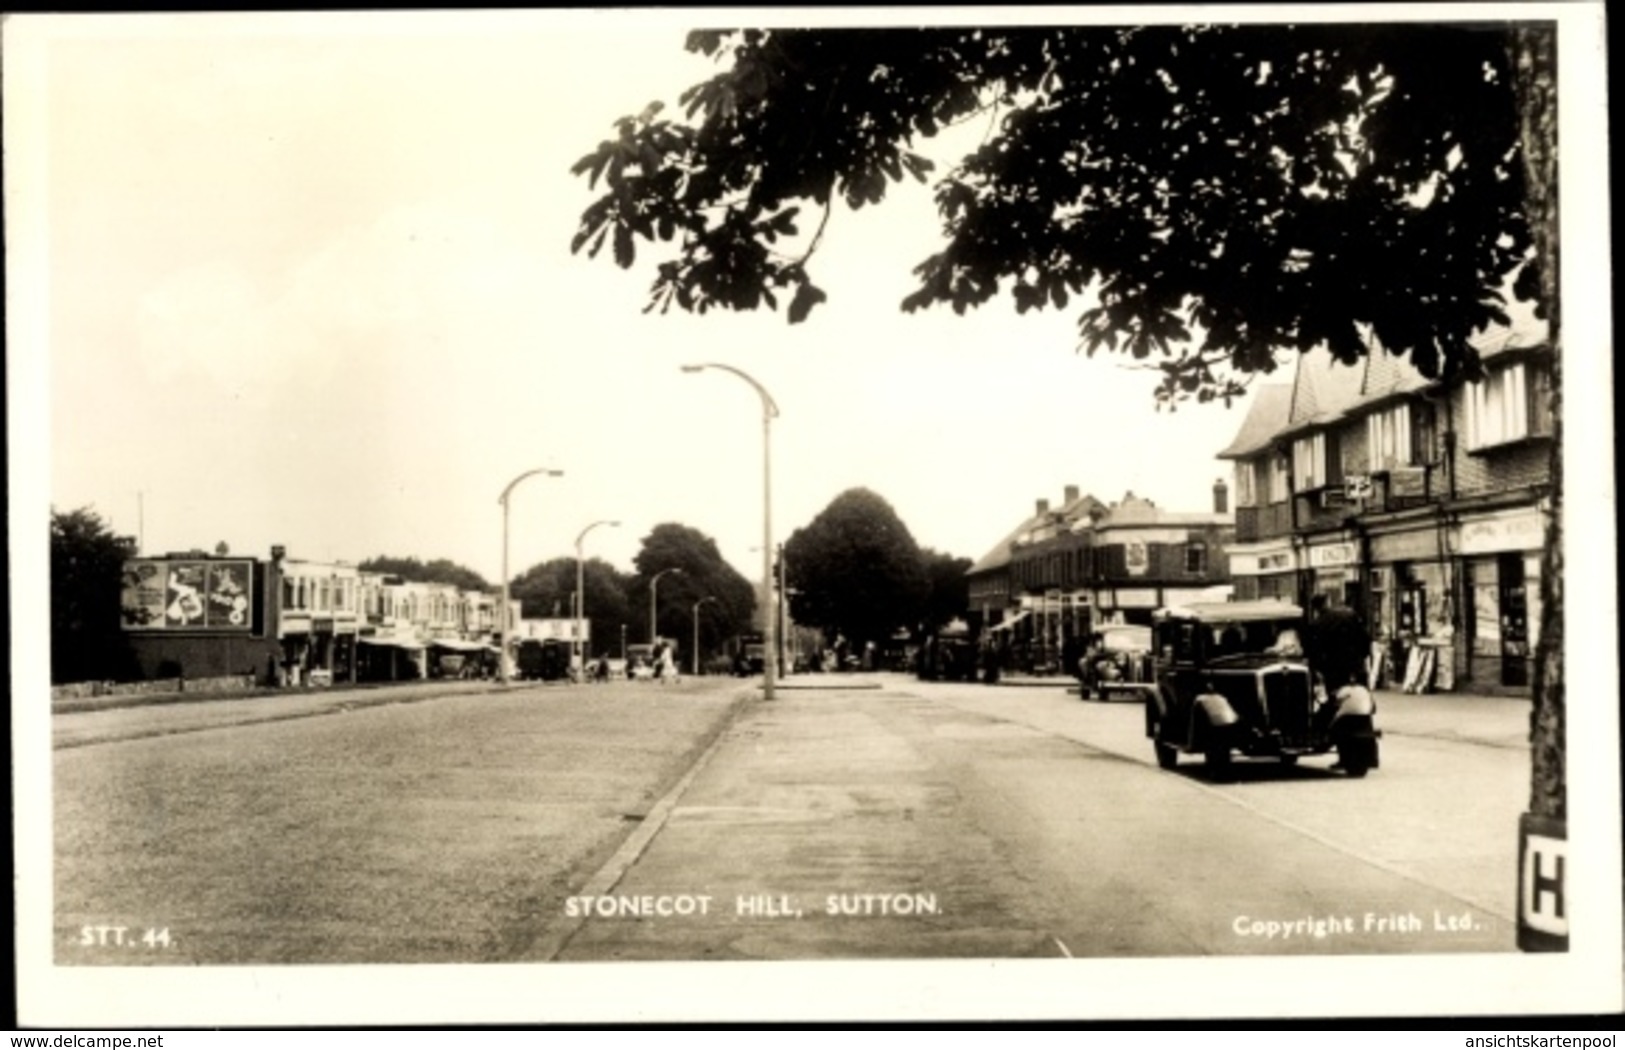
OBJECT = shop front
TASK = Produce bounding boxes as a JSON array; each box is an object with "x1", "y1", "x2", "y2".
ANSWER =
[
  {"x1": 1225, "y1": 540, "x2": 1298, "y2": 603},
  {"x1": 1455, "y1": 506, "x2": 1544, "y2": 695},
  {"x1": 1366, "y1": 519, "x2": 1455, "y2": 691},
  {"x1": 1304, "y1": 538, "x2": 1362, "y2": 611}
]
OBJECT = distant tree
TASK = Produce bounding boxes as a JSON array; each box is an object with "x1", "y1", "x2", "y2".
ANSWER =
[
  {"x1": 510, "y1": 556, "x2": 634, "y2": 656},
  {"x1": 510, "y1": 557, "x2": 576, "y2": 619},
  {"x1": 631, "y1": 523, "x2": 755, "y2": 655},
  {"x1": 358, "y1": 555, "x2": 490, "y2": 593},
  {"x1": 784, "y1": 488, "x2": 929, "y2": 649},
  {"x1": 51, "y1": 507, "x2": 139, "y2": 684},
  {"x1": 919, "y1": 548, "x2": 973, "y2": 633}
]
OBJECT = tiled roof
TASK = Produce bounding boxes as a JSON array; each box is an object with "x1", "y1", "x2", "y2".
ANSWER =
[
  {"x1": 1216, "y1": 384, "x2": 1292, "y2": 459},
  {"x1": 967, "y1": 492, "x2": 1108, "y2": 575},
  {"x1": 1288, "y1": 345, "x2": 1367, "y2": 430},
  {"x1": 1283, "y1": 305, "x2": 1547, "y2": 439}
]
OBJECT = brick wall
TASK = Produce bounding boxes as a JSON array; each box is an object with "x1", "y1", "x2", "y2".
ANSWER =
[{"x1": 128, "y1": 633, "x2": 282, "y2": 685}]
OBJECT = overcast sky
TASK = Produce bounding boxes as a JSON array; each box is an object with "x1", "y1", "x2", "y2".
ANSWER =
[{"x1": 29, "y1": 10, "x2": 1272, "y2": 586}]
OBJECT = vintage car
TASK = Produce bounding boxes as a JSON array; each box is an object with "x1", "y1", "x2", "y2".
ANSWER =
[
  {"x1": 1143, "y1": 600, "x2": 1380, "y2": 778},
  {"x1": 1078, "y1": 624, "x2": 1154, "y2": 701}
]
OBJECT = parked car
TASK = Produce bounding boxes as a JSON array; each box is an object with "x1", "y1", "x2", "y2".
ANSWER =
[
  {"x1": 1142, "y1": 600, "x2": 1380, "y2": 779},
  {"x1": 1078, "y1": 624, "x2": 1154, "y2": 701},
  {"x1": 515, "y1": 638, "x2": 570, "y2": 682}
]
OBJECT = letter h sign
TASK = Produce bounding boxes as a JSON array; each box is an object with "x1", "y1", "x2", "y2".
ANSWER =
[{"x1": 1518, "y1": 812, "x2": 1568, "y2": 951}]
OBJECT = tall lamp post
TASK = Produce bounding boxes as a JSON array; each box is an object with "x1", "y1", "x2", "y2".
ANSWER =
[
  {"x1": 691, "y1": 596, "x2": 718, "y2": 676},
  {"x1": 650, "y1": 566, "x2": 684, "y2": 645},
  {"x1": 499, "y1": 467, "x2": 564, "y2": 684},
  {"x1": 574, "y1": 519, "x2": 620, "y2": 674},
  {"x1": 682, "y1": 363, "x2": 779, "y2": 700}
]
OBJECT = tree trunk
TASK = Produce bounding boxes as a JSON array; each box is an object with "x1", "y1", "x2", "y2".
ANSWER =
[{"x1": 1510, "y1": 24, "x2": 1562, "y2": 821}]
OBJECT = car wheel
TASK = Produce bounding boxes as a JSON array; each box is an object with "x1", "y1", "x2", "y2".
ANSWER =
[
  {"x1": 1154, "y1": 740, "x2": 1179, "y2": 770},
  {"x1": 1204, "y1": 741, "x2": 1232, "y2": 780},
  {"x1": 1279, "y1": 754, "x2": 1299, "y2": 767}
]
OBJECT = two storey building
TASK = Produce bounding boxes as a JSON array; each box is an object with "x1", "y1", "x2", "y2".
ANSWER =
[{"x1": 1217, "y1": 303, "x2": 1553, "y2": 695}]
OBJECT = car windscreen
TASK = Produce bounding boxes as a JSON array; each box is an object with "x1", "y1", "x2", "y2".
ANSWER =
[
  {"x1": 1100, "y1": 627, "x2": 1151, "y2": 651},
  {"x1": 1204, "y1": 619, "x2": 1304, "y2": 658}
]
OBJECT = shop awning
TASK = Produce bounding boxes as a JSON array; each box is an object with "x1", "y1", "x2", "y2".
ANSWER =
[
  {"x1": 358, "y1": 637, "x2": 425, "y2": 651},
  {"x1": 990, "y1": 611, "x2": 1030, "y2": 631},
  {"x1": 427, "y1": 637, "x2": 487, "y2": 652}
]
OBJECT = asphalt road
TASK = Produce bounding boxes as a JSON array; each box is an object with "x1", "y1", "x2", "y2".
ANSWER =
[
  {"x1": 554, "y1": 677, "x2": 1527, "y2": 961},
  {"x1": 51, "y1": 673, "x2": 1528, "y2": 964}
]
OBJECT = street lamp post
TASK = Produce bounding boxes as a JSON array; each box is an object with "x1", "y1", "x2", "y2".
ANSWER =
[
  {"x1": 682, "y1": 363, "x2": 779, "y2": 700},
  {"x1": 499, "y1": 467, "x2": 564, "y2": 684},
  {"x1": 650, "y1": 566, "x2": 684, "y2": 647},
  {"x1": 574, "y1": 519, "x2": 620, "y2": 676},
  {"x1": 691, "y1": 596, "x2": 718, "y2": 676}
]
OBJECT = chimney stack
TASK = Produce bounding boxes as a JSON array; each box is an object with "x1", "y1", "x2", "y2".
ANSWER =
[
  {"x1": 1036, "y1": 498, "x2": 1050, "y2": 516},
  {"x1": 1064, "y1": 484, "x2": 1080, "y2": 504},
  {"x1": 1214, "y1": 478, "x2": 1229, "y2": 514}
]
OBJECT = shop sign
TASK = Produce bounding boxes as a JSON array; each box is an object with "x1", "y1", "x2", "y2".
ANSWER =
[
  {"x1": 121, "y1": 558, "x2": 255, "y2": 632},
  {"x1": 1459, "y1": 510, "x2": 1545, "y2": 555},
  {"x1": 1387, "y1": 466, "x2": 1428, "y2": 500},
  {"x1": 1370, "y1": 527, "x2": 1443, "y2": 564},
  {"x1": 1517, "y1": 812, "x2": 1567, "y2": 951},
  {"x1": 1229, "y1": 545, "x2": 1294, "y2": 576},
  {"x1": 1115, "y1": 588, "x2": 1160, "y2": 608},
  {"x1": 1307, "y1": 542, "x2": 1358, "y2": 569},
  {"x1": 1124, "y1": 540, "x2": 1150, "y2": 576}
]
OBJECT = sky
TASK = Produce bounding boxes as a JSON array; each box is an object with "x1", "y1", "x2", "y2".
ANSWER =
[{"x1": 28, "y1": 10, "x2": 1267, "y2": 587}]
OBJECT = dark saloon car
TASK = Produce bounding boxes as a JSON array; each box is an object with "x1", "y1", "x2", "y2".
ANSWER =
[
  {"x1": 1077, "y1": 624, "x2": 1154, "y2": 701},
  {"x1": 1143, "y1": 601, "x2": 1380, "y2": 779}
]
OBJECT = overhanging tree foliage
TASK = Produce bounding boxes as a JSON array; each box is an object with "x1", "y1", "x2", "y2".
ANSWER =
[{"x1": 572, "y1": 21, "x2": 1561, "y2": 818}]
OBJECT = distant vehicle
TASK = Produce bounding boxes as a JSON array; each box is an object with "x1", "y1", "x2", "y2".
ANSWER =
[
  {"x1": 627, "y1": 639, "x2": 677, "y2": 679},
  {"x1": 515, "y1": 638, "x2": 570, "y2": 682},
  {"x1": 917, "y1": 632, "x2": 978, "y2": 682},
  {"x1": 1144, "y1": 601, "x2": 1380, "y2": 779},
  {"x1": 732, "y1": 633, "x2": 766, "y2": 676},
  {"x1": 1078, "y1": 624, "x2": 1154, "y2": 701}
]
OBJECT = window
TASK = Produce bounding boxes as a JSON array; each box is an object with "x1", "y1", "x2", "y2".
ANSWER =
[
  {"x1": 1269, "y1": 452, "x2": 1290, "y2": 502},
  {"x1": 1293, "y1": 433, "x2": 1327, "y2": 489},
  {"x1": 1235, "y1": 461, "x2": 1257, "y2": 507},
  {"x1": 1367, "y1": 404, "x2": 1413, "y2": 471},
  {"x1": 1465, "y1": 362, "x2": 1552, "y2": 450},
  {"x1": 1185, "y1": 543, "x2": 1207, "y2": 574}
]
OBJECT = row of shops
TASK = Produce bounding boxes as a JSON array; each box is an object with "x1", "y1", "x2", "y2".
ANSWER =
[
  {"x1": 1233, "y1": 501, "x2": 1543, "y2": 694},
  {"x1": 119, "y1": 546, "x2": 529, "y2": 686}
]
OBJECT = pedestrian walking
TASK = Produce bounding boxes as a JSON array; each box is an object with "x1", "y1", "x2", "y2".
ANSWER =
[
  {"x1": 655, "y1": 642, "x2": 679, "y2": 684},
  {"x1": 1306, "y1": 593, "x2": 1372, "y2": 691}
]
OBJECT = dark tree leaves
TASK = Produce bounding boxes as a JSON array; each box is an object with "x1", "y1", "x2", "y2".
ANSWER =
[{"x1": 572, "y1": 23, "x2": 1541, "y2": 405}]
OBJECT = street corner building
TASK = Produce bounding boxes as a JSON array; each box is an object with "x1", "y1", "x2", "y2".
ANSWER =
[{"x1": 966, "y1": 483, "x2": 1236, "y2": 676}]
